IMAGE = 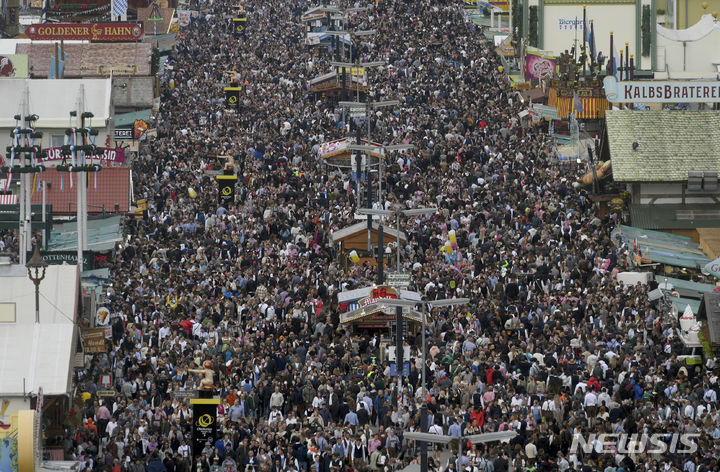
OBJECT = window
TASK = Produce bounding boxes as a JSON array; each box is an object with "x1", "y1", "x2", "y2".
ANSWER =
[
  {"x1": 0, "y1": 303, "x2": 16, "y2": 323},
  {"x1": 51, "y1": 135, "x2": 65, "y2": 147}
]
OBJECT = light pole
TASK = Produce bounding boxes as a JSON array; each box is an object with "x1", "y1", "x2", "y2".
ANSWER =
[
  {"x1": 26, "y1": 244, "x2": 48, "y2": 324},
  {"x1": 359, "y1": 206, "x2": 437, "y2": 271},
  {"x1": 381, "y1": 297, "x2": 470, "y2": 472}
]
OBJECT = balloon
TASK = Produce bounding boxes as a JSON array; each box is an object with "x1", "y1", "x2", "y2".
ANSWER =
[
  {"x1": 498, "y1": 66, "x2": 504, "y2": 73},
  {"x1": 349, "y1": 250, "x2": 359, "y2": 263},
  {"x1": 188, "y1": 187, "x2": 197, "y2": 198},
  {"x1": 448, "y1": 229, "x2": 457, "y2": 243}
]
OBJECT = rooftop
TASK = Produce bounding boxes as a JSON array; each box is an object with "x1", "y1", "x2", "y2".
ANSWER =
[
  {"x1": 606, "y1": 110, "x2": 720, "y2": 182},
  {"x1": 15, "y1": 42, "x2": 152, "y2": 78}
]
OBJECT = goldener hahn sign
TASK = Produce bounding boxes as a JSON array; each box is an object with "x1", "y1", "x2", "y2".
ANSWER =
[
  {"x1": 25, "y1": 23, "x2": 143, "y2": 41},
  {"x1": 42, "y1": 146, "x2": 125, "y2": 164},
  {"x1": 603, "y1": 76, "x2": 720, "y2": 103}
]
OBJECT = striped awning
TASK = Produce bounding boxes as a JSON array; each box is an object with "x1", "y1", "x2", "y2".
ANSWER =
[
  {"x1": 0, "y1": 194, "x2": 18, "y2": 205},
  {"x1": 556, "y1": 97, "x2": 610, "y2": 119},
  {"x1": 548, "y1": 87, "x2": 558, "y2": 107}
]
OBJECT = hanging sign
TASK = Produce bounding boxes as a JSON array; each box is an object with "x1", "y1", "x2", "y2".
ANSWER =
[
  {"x1": 25, "y1": 23, "x2": 144, "y2": 41},
  {"x1": 603, "y1": 76, "x2": 720, "y2": 103}
]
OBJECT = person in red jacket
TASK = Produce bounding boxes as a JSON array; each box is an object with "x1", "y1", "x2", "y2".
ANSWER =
[
  {"x1": 486, "y1": 366, "x2": 495, "y2": 385},
  {"x1": 470, "y1": 405, "x2": 484, "y2": 428}
]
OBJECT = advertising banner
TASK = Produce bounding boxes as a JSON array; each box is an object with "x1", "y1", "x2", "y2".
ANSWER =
[
  {"x1": 178, "y1": 10, "x2": 191, "y2": 26},
  {"x1": 232, "y1": 17, "x2": 246, "y2": 37},
  {"x1": 25, "y1": 23, "x2": 144, "y2": 41},
  {"x1": 42, "y1": 147, "x2": 125, "y2": 164},
  {"x1": 603, "y1": 76, "x2": 720, "y2": 103},
  {"x1": 0, "y1": 54, "x2": 29, "y2": 78},
  {"x1": 524, "y1": 52, "x2": 557, "y2": 80},
  {"x1": 190, "y1": 398, "x2": 220, "y2": 460},
  {"x1": 216, "y1": 175, "x2": 237, "y2": 205}
]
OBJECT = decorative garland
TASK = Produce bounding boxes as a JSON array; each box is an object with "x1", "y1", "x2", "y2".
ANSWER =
[{"x1": 46, "y1": 3, "x2": 109, "y2": 19}]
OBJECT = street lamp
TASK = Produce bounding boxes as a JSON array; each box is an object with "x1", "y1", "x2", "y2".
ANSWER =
[
  {"x1": 381, "y1": 297, "x2": 470, "y2": 472},
  {"x1": 26, "y1": 244, "x2": 48, "y2": 324},
  {"x1": 359, "y1": 206, "x2": 437, "y2": 271}
]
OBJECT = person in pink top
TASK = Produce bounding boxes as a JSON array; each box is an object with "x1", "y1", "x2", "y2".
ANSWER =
[
  {"x1": 367, "y1": 434, "x2": 382, "y2": 454},
  {"x1": 96, "y1": 400, "x2": 112, "y2": 437}
]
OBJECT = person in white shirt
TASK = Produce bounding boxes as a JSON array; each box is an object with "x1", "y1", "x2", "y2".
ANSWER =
[
  {"x1": 178, "y1": 440, "x2": 191, "y2": 458},
  {"x1": 106, "y1": 418, "x2": 118, "y2": 438},
  {"x1": 683, "y1": 401, "x2": 695, "y2": 420},
  {"x1": 597, "y1": 388, "x2": 612, "y2": 409},
  {"x1": 269, "y1": 406, "x2": 283, "y2": 425},
  {"x1": 158, "y1": 324, "x2": 171, "y2": 341},
  {"x1": 584, "y1": 390, "x2": 598, "y2": 417}
]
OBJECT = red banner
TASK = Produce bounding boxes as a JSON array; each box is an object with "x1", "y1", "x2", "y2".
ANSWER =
[
  {"x1": 42, "y1": 147, "x2": 125, "y2": 164},
  {"x1": 24, "y1": 23, "x2": 143, "y2": 41}
]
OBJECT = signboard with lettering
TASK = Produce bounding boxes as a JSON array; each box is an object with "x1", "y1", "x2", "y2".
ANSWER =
[
  {"x1": 24, "y1": 23, "x2": 144, "y2": 41},
  {"x1": 26, "y1": 250, "x2": 94, "y2": 269},
  {"x1": 42, "y1": 146, "x2": 125, "y2": 164},
  {"x1": 603, "y1": 76, "x2": 720, "y2": 103},
  {"x1": 114, "y1": 128, "x2": 133, "y2": 140},
  {"x1": 81, "y1": 328, "x2": 107, "y2": 353},
  {"x1": 386, "y1": 272, "x2": 411, "y2": 288},
  {"x1": 98, "y1": 65, "x2": 137, "y2": 75},
  {"x1": 557, "y1": 18, "x2": 583, "y2": 31},
  {"x1": 360, "y1": 286, "x2": 398, "y2": 307}
]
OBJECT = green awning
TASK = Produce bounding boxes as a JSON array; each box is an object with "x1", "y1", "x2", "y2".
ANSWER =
[
  {"x1": 48, "y1": 216, "x2": 122, "y2": 251},
  {"x1": 115, "y1": 109, "x2": 152, "y2": 128}
]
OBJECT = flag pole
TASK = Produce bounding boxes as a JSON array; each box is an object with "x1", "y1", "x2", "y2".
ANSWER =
[
  {"x1": 625, "y1": 42, "x2": 630, "y2": 80},
  {"x1": 582, "y1": 4, "x2": 587, "y2": 76},
  {"x1": 590, "y1": 19, "x2": 595, "y2": 71},
  {"x1": 608, "y1": 31, "x2": 614, "y2": 76}
]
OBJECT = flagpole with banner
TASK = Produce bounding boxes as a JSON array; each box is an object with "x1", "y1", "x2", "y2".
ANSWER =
[{"x1": 112, "y1": 0, "x2": 128, "y2": 21}]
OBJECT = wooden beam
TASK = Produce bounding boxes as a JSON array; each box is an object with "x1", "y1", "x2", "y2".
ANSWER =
[{"x1": 42, "y1": 397, "x2": 57, "y2": 414}]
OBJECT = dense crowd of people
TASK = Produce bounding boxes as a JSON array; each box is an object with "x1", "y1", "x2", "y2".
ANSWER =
[{"x1": 65, "y1": 0, "x2": 720, "y2": 471}]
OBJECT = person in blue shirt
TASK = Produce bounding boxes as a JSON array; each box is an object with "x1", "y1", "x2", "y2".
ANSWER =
[{"x1": 448, "y1": 419, "x2": 463, "y2": 438}]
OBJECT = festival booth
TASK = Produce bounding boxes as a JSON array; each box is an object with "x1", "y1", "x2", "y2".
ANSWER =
[
  {"x1": 310, "y1": 70, "x2": 367, "y2": 102},
  {"x1": 331, "y1": 220, "x2": 406, "y2": 270},
  {"x1": 318, "y1": 137, "x2": 384, "y2": 169},
  {"x1": 338, "y1": 285, "x2": 423, "y2": 336}
]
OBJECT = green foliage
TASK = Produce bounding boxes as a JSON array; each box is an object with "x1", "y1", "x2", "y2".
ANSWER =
[
  {"x1": 151, "y1": 47, "x2": 160, "y2": 77},
  {"x1": 642, "y1": 5, "x2": 651, "y2": 56},
  {"x1": 513, "y1": 0, "x2": 523, "y2": 39},
  {"x1": 529, "y1": 6, "x2": 538, "y2": 47}
]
